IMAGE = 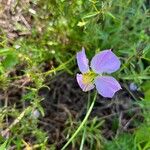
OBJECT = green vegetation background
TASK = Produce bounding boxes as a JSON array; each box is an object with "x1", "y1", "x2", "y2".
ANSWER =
[{"x1": 0, "y1": 0, "x2": 150, "y2": 149}]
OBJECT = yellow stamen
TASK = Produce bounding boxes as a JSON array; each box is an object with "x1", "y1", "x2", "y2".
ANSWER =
[{"x1": 82, "y1": 72, "x2": 96, "y2": 84}]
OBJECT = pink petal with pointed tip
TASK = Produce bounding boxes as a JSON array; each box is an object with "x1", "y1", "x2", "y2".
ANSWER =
[
  {"x1": 76, "y1": 47, "x2": 90, "y2": 73},
  {"x1": 91, "y1": 50, "x2": 121, "y2": 74},
  {"x1": 94, "y1": 76, "x2": 121, "y2": 98},
  {"x1": 76, "y1": 74, "x2": 94, "y2": 92}
]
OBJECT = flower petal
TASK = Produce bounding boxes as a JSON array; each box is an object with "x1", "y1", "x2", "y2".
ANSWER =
[
  {"x1": 76, "y1": 47, "x2": 90, "y2": 73},
  {"x1": 91, "y1": 50, "x2": 121, "y2": 74},
  {"x1": 94, "y1": 76, "x2": 121, "y2": 98},
  {"x1": 76, "y1": 74, "x2": 94, "y2": 92}
]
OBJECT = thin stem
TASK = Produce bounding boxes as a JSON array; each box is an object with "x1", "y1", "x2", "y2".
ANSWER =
[
  {"x1": 61, "y1": 92, "x2": 97, "y2": 150},
  {"x1": 79, "y1": 126, "x2": 86, "y2": 150},
  {"x1": 79, "y1": 92, "x2": 91, "y2": 150}
]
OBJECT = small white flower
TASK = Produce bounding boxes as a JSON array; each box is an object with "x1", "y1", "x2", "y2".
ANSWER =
[{"x1": 32, "y1": 109, "x2": 40, "y2": 119}]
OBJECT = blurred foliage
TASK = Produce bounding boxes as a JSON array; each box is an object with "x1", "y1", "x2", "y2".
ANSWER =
[
  {"x1": 64, "y1": 116, "x2": 104, "y2": 150},
  {"x1": 104, "y1": 133, "x2": 136, "y2": 150}
]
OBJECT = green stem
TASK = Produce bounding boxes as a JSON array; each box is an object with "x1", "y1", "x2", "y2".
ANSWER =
[
  {"x1": 79, "y1": 93, "x2": 91, "y2": 150},
  {"x1": 61, "y1": 92, "x2": 97, "y2": 150},
  {"x1": 79, "y1": 126, "x2": 86, "y2": 150}
]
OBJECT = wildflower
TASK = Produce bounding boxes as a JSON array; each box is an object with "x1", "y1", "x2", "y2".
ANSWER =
[
  {"x1": 129, "y1": 82, "x2": 138, "y2": 91},
  {"x1": 76, "y1": 48, "x2": 122, "y2": 98},
  {"x1": 32, "y1": 109, "x2": 40, "y2": 119}
]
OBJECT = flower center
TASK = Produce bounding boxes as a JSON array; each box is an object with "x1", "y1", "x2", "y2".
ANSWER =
[{"x1": 82, "y1": 72, "x2": 96, "y2": 84}]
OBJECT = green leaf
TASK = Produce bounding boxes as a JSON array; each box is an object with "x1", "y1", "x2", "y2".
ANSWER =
[
  {"x1": 142, "y1": 81, "x2": 150, "y2": 100},
  {"x1": 121, "y1": 75, "x2": 150, "y2": 80},
  {"x1": 135, "y1": 125, "x2": 150, "y2": 149},
  {"x1": 107, "y1": 12, "x2": 116, "y2": 19},
  {"x1": 77, "y1": 21, "x2": 87, "y2": 27},
  {"x1": 2, "y1": 53, "x2": 18, "y2": 69},
  {"x1": 83, "y1": 11, "x2": 100, "y2": 19},
  {"x1": 0, "y1": 49, "x2": 12, "y2": 55},
  {"x1": 0, "y1": 140, "x2": 8, "y2": 150}
]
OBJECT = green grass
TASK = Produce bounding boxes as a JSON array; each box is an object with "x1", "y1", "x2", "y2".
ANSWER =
[{"x1": 0, "y1": 0, "x2": 150, "y2": 149}]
